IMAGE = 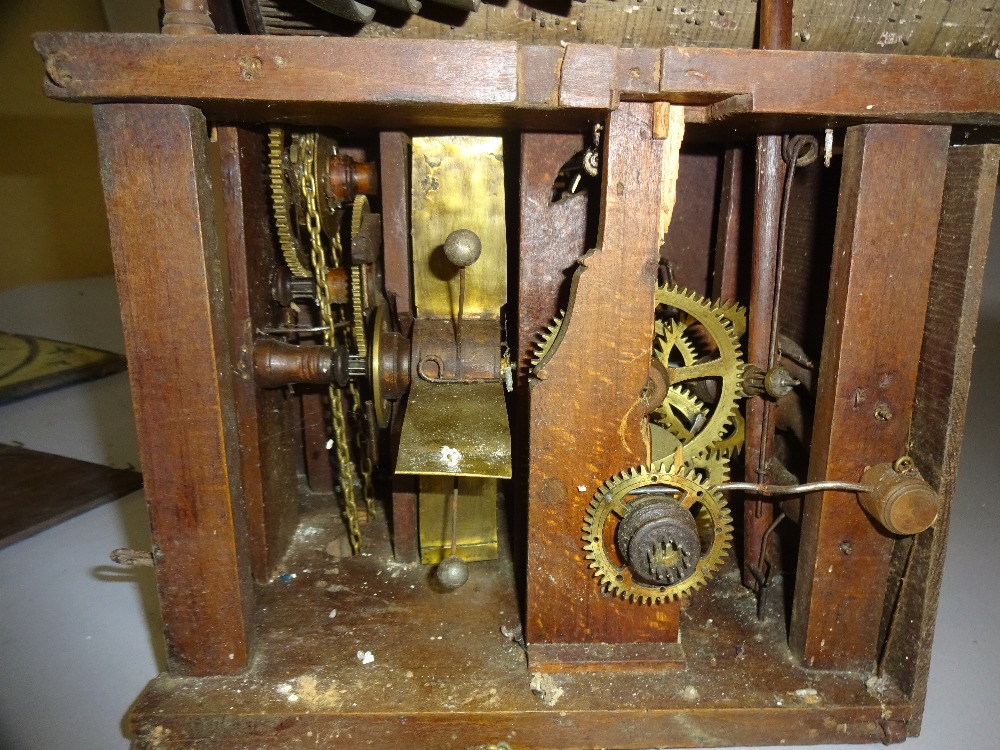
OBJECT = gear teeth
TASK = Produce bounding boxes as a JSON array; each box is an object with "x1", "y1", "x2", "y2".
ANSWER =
[
  {"x1": 582, "y1": 463, "x2": 734, "y2": 605},
  {"x1": 268, "y1": 127, "x2": 311, "y2": 278},
  {"x1": 713, "y1": 299, "x2": 748, "y2": 339},
  {"x1": 530, "y1": 311, "x2": 565, "y2": 371},
  {"x1": 653, "y1": 283, "x2": 746, "y2": 460}
]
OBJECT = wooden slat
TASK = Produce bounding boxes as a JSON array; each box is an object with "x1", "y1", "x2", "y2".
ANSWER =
[
  {"x1": 711, "y1": 147, "x2": 744, "y2": 303},
  {"x1": 378, "y1": 131, "x2": 413, "y2": 336},
  {"x1": 789, "y1": 124, "x2": 951, "y2": 670},
  {"x1": 660, "y1": 47, "x2": 1000, "y2": 123},
  {"x1": 94, "y1": 103, "x2": 254, "y2": 676},
  {"x1": 661, "y1": 150, "x2": 721, "y2": 295},
  {"x1": 526, "y1": 102, "x2": 681, "y2": 655},
  {"x1": 888, "y1": 144, "x2": 999, "y2": 728},
  {"x1": 37, "y1": 34, "x2": 518, "y2": 107},
  {"x1": 378, "y1": 131, "x2": 421, "y2": 563},
  {"x1": 33, "y1": 34, "x2": 1000, "y2": 128},
  {"x1": 217, "y1": 125, "x2": 299, "y2": 582}
]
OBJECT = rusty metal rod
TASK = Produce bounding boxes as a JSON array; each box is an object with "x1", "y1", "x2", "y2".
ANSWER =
[
  {"x1": 624, "y1": 481, "x2": 872, "y2": 498},
  {"x1": 743, "y1": 0, "x2": 794, "y2": 589}
]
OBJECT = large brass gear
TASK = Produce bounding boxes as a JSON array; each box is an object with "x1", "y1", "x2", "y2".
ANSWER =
[
  {"x1": 268, "y1": 128, "x2": 311, "y2": 278},
  {"x1": 349, "y1": 195, "x2": 370, "y2": 359},
  {"x1": 652, "y1": 285, "x2": 745, "y2": 459},
  {"x1": 583, "y1": 462, "x2": 733, "y2": 604}
]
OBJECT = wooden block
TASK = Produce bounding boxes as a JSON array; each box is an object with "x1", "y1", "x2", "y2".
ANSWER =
[
  {"x1": 217, "y1": 125, "x2": 298, "y2": 582},
  {"x1": 526, "y1": 102, "x2": 682, "y2": 653},
  {"x1": 789, "y1": 124, "x2": 951, "y2": 670},
  {"x1": 94, "y1": 103, "x2": 254, "y2": 676},
  {"x1": 891, "y1": 144, "x2": 1000, "y2": 728},
  {"x1": 0, "y1": 445, "x2": 142, "y2": 549}
]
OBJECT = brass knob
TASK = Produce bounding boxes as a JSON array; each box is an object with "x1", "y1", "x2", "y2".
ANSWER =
[
  {"x1": 859, "y1": 457, "x2": 940, "y2": 536},
  {"x1": 443, "y1": 229, "x2": 482, "y2": 268}
]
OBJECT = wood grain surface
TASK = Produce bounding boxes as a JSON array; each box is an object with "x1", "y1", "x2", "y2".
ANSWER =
[
  {"x1": 217, "y1": 124, "x2": 299, "y2": 582},
  {"x1": 260, "y1": 0, "x2": 1000, "y2": 60},
  {"x1": 526, "y1": 102, "x2": 681, "y2": 654},
  {"x1": 94, "y1": 103, "x2": 254, "y2": 676},
  {"x1": 34, "y1": 34, "x2": 1000, "y2": 129},
  {"x1": 789, "y1": 124, "x2": 951, "y2": 670}
]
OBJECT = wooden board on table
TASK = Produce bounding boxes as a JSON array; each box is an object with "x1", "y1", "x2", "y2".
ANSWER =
[{"x1": 0, "y1": 444, "x2": 142, "y2": 549}]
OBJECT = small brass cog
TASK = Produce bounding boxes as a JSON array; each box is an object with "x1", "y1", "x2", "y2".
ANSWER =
[
  {"x1": 654, "y1": 318, "x2": 699, "y2": 368},
  {"x1": 688, "y1": 450, "x2": 732, "y2": 486},
  {"x1": 530, "y1": 311, "x2": 565, "y2": 372},
  {"x1": 652, "y1": 285, "x2": 745, "y2": 459},
  {"x1": 583, "y1": 462, "x2": 733, "y2": 604}
]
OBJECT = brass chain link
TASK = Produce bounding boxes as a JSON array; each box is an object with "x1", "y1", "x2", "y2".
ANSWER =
[
  {"x1": 348, "y1": 379, "x2": 376, "y2": 515},
  {"x1": 297, "y1": 133, "x2": 362, "y2": 553}
]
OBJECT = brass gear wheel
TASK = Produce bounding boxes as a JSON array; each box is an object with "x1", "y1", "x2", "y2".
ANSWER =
[
  {"x1": 349, "y1": 195, "x2": 370, "y2": 359},
  {"x1": 267, "y1": 128, "x2": 311, "y2": 278},
  {"x1": 652, "y1": 285, "x2": 745, "y2": 459},
  {"x1": 583, "y1": 462, "x2": 733, "y2": 603},
  {"x1": 688, "y1": 450, "x2": 732, "y2": 486}
]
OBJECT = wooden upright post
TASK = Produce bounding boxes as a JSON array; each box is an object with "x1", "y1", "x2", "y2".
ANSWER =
[
  {"x1": 526, "y1": 102, "x2": 683, "y2": 668},
  {"x1": 790, "y1": 124, "x2": 951, "y2": 670},
  {"x1": 217, "y1": 125, "x2": 299, "y2": 582},
  {"x1": 94, "y1": 103, "x2": 254, "y2": 675}
]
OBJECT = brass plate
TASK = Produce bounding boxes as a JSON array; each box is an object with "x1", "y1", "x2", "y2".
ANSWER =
[
  {"x1": 396, "y1": 380, "x2": 512, "y2": 478},
  {"x1": 418, "y1": 475, "x2": 498, "y2": 565},
  {"x1": 411, "y1": 136, "x2": 507, "y2": 319}
]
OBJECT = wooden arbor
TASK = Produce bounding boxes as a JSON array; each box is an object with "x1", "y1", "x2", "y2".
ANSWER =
[{"x1": 36, "y1": 31, "x2": 1000, "y2": 748}]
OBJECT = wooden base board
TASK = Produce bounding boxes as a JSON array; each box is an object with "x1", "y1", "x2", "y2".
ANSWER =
[
  {"x1": 528, "y1": 641, "x2": 685, "y2": 673},
  {"x1": 128, "y1": 501, "x2": 913, "y2": 749}
]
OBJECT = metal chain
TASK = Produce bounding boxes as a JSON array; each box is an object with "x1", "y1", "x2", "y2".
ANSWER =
[
  {"x1": 348, "y1": 380, "x2": 376, "y2": 515},
  {"x1": 298, "y1": 133, "x2": 362, "y2": 553}
]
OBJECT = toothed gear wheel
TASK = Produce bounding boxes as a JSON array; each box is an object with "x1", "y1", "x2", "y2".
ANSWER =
[
  {"x1": 267, "y1": 128, "x2": 311, "y2": 278},
  {"x1": 349, "y1": 195, "x2": 370, "y2": 358},
  {"x1": 654, "y1": 318, "x2": 698, "y2": 369},
  {"x1": 583, "y1": 463, "x2": 733, "y2": 603},
  {"x1": 652, "y1": 285, "x2": 745, "y2": 459},
  {"x1": 530, "y1": 311, "x2": 565, "y2": 371},
  {"x1": 688, "y1": 450, "x2": 732, "y2": 486}
]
